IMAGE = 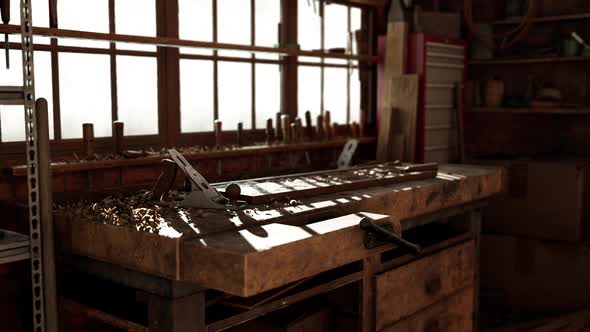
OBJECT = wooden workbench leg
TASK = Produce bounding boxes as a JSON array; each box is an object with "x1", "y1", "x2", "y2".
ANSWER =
[
  {"x1": 148, "y1": 291, "x2": 206, "y2": 332},
  {"x1": 361, "y1": 254, "x2": 379, "y2": 332},
  {"x1": 471, "y1": 209, "x2": 482, "y2": 332}
]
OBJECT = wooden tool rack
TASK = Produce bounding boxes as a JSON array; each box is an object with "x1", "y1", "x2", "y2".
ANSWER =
[{"x1": 55, "y1": 164, "x2": 503, "y2": 332}]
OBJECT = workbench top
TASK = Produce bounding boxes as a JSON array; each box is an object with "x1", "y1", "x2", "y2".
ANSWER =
[{"x1": 55, "y1": 164, "x2": 503, "y2": 297}]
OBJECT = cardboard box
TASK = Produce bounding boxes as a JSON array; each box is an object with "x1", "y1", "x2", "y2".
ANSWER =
[
  {"x1": 481, "y1": 235, "x2": 590, "y2": 314},
  {"x1": 481, "y1": 159, "x2": 590, "y2": 242}
]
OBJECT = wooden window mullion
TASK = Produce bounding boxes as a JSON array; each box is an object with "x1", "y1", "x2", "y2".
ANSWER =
[
  {"x1": 251, "y1": 0, "x2": 256, "y2": 129},
  {"x1": 109, "y1": 0, "x2": 118, "y2": 131},
  {"x1": 346, "y1": 6, "x2": 351, "y2": 124},
  {"x1": 213, "y1": 0, "x2": 219, "y2": 122},
  {"x1": 320, "y1": 2, "x2": 325, "y2": 116},
  {"x1": 49, "y1": 0, "x2": 61, "y2": 140}
]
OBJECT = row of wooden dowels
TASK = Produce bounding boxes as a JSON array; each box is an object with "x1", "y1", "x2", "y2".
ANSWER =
[
  {"x1": 79, "y1": 111, "x2": 362, "y2": 160},
  {"x1": 215, "y1": 110, "x2": 362, "y2": 148}
]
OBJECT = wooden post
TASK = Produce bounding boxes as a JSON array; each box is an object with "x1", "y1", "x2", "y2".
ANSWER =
[
  {"x1": 281, "y1": 114, "x2": 291, "y2": 143},
  {"x1": 304, "y1": 110, "x2": 313, "y2": 141},
  {"x1": 148, "y1": 292, "x2": 205, "y2": 332},
  {"x1": 214, "y1": 120, "x2": 223, "y2": 149},
  {"x1": 113, "y1": 121, "x2": 124, "y2": 155},
  {"x1": 82, "y1": 123, "x2": 95, "y2": 160},
  {"x1": 275, "y1": 112, "x2": 283, "y2": 142},
  {"x1": 36, "y1": 98, "x2": 59, "y2": 332},
  {"x1": 236, "y1": 122, "x2": 243, "y2": 147},
  {"x1": 266, "y1": 118, "x2": 274, "y2": 145}
]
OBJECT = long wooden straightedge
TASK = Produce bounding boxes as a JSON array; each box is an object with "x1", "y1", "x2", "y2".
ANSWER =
[{"x1": 216, "y1": 163, "x2": 437, "y2": 204}]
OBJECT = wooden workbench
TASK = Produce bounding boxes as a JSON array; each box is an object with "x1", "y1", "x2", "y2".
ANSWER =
[{"x1": 55, "y1": 164, "x2": 503, "y2": 332}]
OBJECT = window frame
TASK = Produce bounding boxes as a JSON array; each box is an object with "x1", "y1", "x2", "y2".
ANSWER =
[{"x1": 0, "y1": 0, "x2": 370, "y2": 160}]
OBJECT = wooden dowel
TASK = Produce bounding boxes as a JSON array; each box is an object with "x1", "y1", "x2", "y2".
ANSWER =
[
  {"x1": 82, "y1": 123, "x2": 94, "y2": 160},
  {"x1": 113, "y1": 121, "x2": 124, "y2": 155},
  {"x1": 332, "y1": 122, "x2": 339, "y2": 138},
  {"x1": 295, "y1": 117, "x2": 303, "y2": 142},
  {"x1": 215, "y1": 120, "x2": 223, "y2": 149},
  {"x1": 266, "y1": 118, "x2": 275, "y2": 145},
  {"x1": 291, "y1": 122, "x2": 298, "y2": 143},
  {"x1": 304, "y1": 111, "x2": 313, "y2": 141},
  {"x1": 36, "y1": 98, "x2": 59, "y2": 332},
  {"x1": 236, "y1": 122, "x2": 243, "y2": 147},
  {"x1": 316, "y1": 115, "x2": 325, "y2": 141},
  {"x1": 351, "y1": 122, "x2": 360, "y2": 138},
  {"x1": 281, "y1": 114, "x2": 291, "y2": 143},
  {"x1": 275, "y1": 112, "x2": 283, "y2": 142},
  {"x1": 324, "y1": 111, "x2": 332, "y2": 140}
]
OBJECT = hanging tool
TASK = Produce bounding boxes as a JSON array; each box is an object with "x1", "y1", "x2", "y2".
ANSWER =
[{"x1": 1, "y1": 0, "x2": 10, "y2": 69}]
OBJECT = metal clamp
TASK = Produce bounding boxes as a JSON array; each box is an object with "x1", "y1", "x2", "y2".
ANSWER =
[{"x1": 359, "y1": 218, "x2": 422, "y2": 255}]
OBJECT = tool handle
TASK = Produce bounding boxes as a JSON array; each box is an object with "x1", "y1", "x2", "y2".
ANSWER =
[
  {"x1": 1, "y1": 0, "x2": 9, "y2": 23},
  {"x1": 359, "y1": 218, "x2": 422, "y2": 255}
]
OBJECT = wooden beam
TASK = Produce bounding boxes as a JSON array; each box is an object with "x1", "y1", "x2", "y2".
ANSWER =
[{"x1": 0, "y1": 25, "x2": 377, "y2": 62}]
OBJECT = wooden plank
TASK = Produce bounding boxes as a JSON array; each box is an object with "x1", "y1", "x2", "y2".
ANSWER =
[
  {"x1": 380, "y1": 286, "x2": 474, "y2": 332},
  {"x1": 217, "y1": 163, "x2": 437, "y2": 204},
  {"x1": 377, "y1": 107, "x2": 396, "y2": 162},
  {"x1": 389, "y1": 75, "x2": 419, "y2": 162},
  {"x1": 375, "y1": 241, "x2": 475, "y2": 331}
]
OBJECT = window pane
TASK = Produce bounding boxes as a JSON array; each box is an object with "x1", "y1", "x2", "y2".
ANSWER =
[
  {"x1": 0, "y1": 106, "x2": 25, "y2": 142},
  {"x1": 324, "y1": 67, "x2": 348, "y2": 124},
  {"x1": 218, "y1": 61, "x2": 251, "y2": 129},
  {"x1": 325, "y1": 4, "x2": 348, "y2": 50},
  {"x1": 298, "y1": 0, "x2": 321, "y2": 63},
  {"x1": 59, "y1": 53, "x2": 111, "y2": 138},
  {"x1": 217, "y1": 0, "x2": 251, "y2": 58},
  {"x1": 325, "y1": 4, "x2": 349, "y2": 65},
  {"x1": 8, "y1": 0, "x2": 50, "y2": 44},
  {"x1": 350, "y1": 68, "x2": 361, "y2": 124},
  {"x1": 178, "y1": 0, "x2": 213, "y2": 55},
  {"x1": 35, "y1": 51, "x2": 55, "y2": 139},
  {"x1": 58, "y1": 0, "x2": 109, "y2": 48},
  {"x1": 255, "y1": 64, "x2": 280, "y2": 129},
  {"x1": 351, "y1": 8, "x2": 362, "y2": 54},
  {"x1": 0, "y1": 50, "x2": 53, "y2": 141},
  {"x1": 255, "y1": 0, "x2": 280, "y2": 60},
  {"x1": 116, "y1": 0, "x2": 156, "y2": 52},
  {"x1": 298, "y1": 66, "x2": 321, "y2": 121},
  {"x1": 116, "y1": 56, "x2": 158, "y2": 136},
  {"x1": 180, "y1": 59, "x2": 214, "y2": 133}
]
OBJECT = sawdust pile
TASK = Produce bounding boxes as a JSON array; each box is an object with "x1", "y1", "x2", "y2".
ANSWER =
[{"x1": 54, "y1": 190, "x2": 206, "y2": 233}]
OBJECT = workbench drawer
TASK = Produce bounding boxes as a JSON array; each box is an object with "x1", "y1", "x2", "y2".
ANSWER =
[
  {"x1": 375, "y1": 241, "x2": 475, "y2": 331},
  {"x1": 379, "y1": 286, "x2": 474, "y2": 332}
]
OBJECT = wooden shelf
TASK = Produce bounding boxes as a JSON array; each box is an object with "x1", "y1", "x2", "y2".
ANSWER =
[
  {"x1": 8, "y1": 137, "x2": 377, "y2": 177},
  {"x1": 470, "y1": 107, "x2": 590, "y2": 115},
  {"x1": 0, "y1": 229, "x2": 30, "y2": 265},
  {"x1": 469, "y1": 56, "x2": 590, "y2": 65},
  {"x1": 491, "y1": 12, "x2": 590, "y2": 25}
]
